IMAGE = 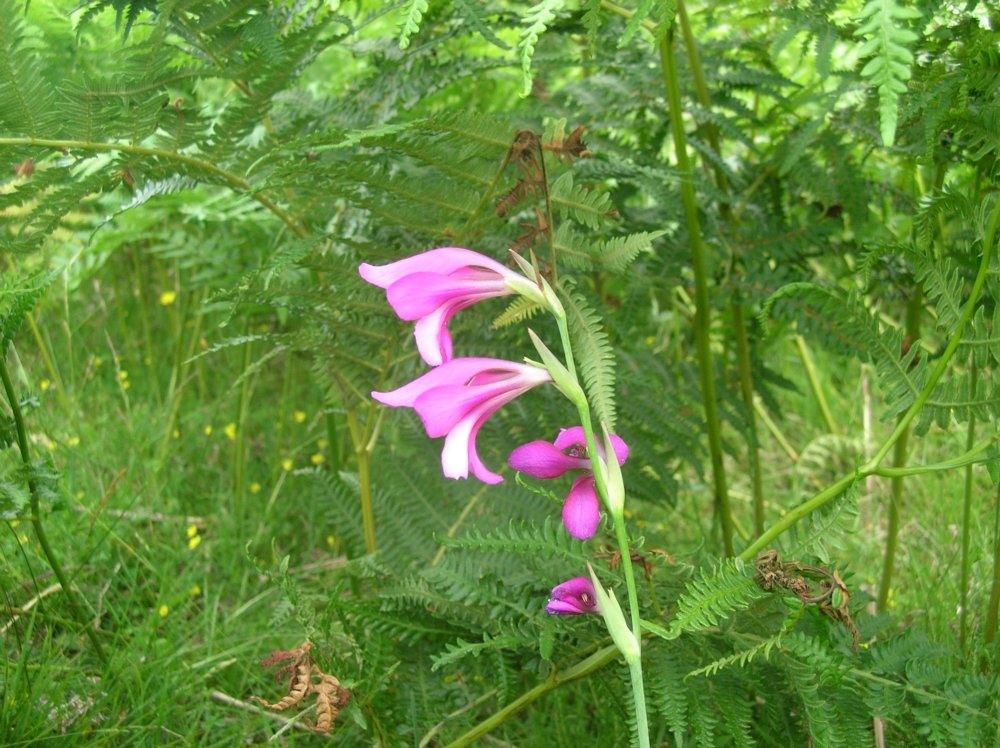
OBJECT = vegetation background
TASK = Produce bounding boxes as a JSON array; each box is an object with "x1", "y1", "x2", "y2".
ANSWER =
[{"x1": 1, "y1": 0, "x2": 999, "y2": 745}]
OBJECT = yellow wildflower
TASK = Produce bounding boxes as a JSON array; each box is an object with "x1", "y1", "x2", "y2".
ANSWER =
[
  {"x1": 293, "y1": 410, "x2": 307, "y2": 424},
  {"x1": 281, "y1": 458, "x2": 294, "y2": 472},
  {"x1": 158, "y1": 605, "x2": 169, "y2": 618},
  {"x1": 159, "y1": 290, "x2": 177, "y2": 306},
  {"x1": 188, "y1": 535, "x2": 202, "y2": 551},
  {"x1": 190, "y1": 585, "x2": 202, "y2": 597},
  {"x1": 310, "y1": 453, "x2": 325, "y2": 465},
  {"x1": 186, "y1": 525, "x2": 199, "y2": 539},
  {"x1": 203, "y1": 425, "x2": 213, "y2": 436},
  {"x1": 224, "y1": 423, "x2": 237, "y2": 440},
  {"x1": 250, "y1": 482, "x2": 261, "y2": 494},
  {"x1": 39, "y1": 379, "x2": 50, "y2": 392}
]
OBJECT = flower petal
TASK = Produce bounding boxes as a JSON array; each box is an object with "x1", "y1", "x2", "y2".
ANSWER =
[
  {"x1": 385, "y1": 272, "x2": 508, "y2": 321},
  {"x1": 508, "y1": 439, "x2": 589, "y2": 479},
  {"x1": 359, "y1": 247, "x2": 510, "y2": 289},
  {"x1": 371, "y1": 358, "x2": 519, "y2": 408},
  {"x1": 562, "y1": 475, "x2": 601, "y2": 540},
  {"x1": 553, "y1": 426, "x2": 629, "y2": 465},
  {"x1": 546, "y1": 576, "x2": 600, "y2": 615},
  {"x1": 413, "y1": 307, "x2": 454, "y2": 367}
]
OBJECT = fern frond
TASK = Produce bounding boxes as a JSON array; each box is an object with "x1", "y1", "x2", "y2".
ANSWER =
[
  {"x1": 855, "y1": 0, "x2": 923, "y2": 146},
  {"x1": 667, "y1": 559, "x2": 764, "y2": 637},
  {"x1": 517, "y1": 0, "x2": 565, "y2": 97},
  {"x1": 561, "y1": 283, "x2": 617, "y2": 430},
  {"x1": 0, "y1": 0, "x2": 56, "y2": 137},
  {"x1": 398, "y1": 0, "x2": 429, "y2": 49}
]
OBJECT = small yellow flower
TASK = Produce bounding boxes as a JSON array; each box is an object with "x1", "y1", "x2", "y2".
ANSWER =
[
  {"x1": 249, "y1": 482, "x2": 261, "y2": 494},
  {"x1": 143, "y1": 356, "x2": 152, "y2": 366},
  {"x1": 75, "y1": 491, "x2": 84, "y2": 500},
  {"x1": 326, "y1": 535, "x2": 335, "y2": 548},
  {"x1": 158, "y1": 605, "x2": 169, "y2": 618},
  {"x1": 67, "y1": 436, "x2": 80, "y2": 447},
  {"x1": 47, "y1": 441, "x2": 57, "y2": 452},
  {"x1": 93, "y1": 356, "x2": 103, "y2": 367},
  {"x1": 293, "y1": 410, "x2": 307, "y2": 424},
  {"x1": 119, "y1": 370, "x2": 128, "y2": 380},
  {"x1": 281, "y1": 458, "x2": 294, "y2": 472},
  {"x1": 318, "y1": 438, "x2": 329, "y2": 449},
  {"x1": 172, "y1": 429, "x2": 180, "y2": 439},
  {"x1": 224, "y1": 423, "x2": 237, "y2": 441},
  {"x1": 39, "y1": 379, "x2": 50, "y2": 392},
  {"x1": 187, "y1": 535, "x2": 202, "y2": 551},
  {"x1": 186, "y1": 524, "x2": 199, "y2": 539},
  {"x1": 203, "y1": 425, "x2": 213, "y2": 436},
  {"x1": 189, "y1": 585, "x2": 202, "y2": 597},
  {"x1": 159, "y1": 290, "x2": 177, "y2": 306},
  {"x1": 310, "y1": 453, "x2": 325, "y2": 465},
  {"x1": 122, "y1": 381, "x2": 131, "y2": 391}
]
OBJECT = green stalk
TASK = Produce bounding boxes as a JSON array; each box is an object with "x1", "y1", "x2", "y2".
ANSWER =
[
  {"x1": 984, "y1": 483, "x2": 1000, "y2": 649},
  {"x1": 345, "y1": 405, "x2": 376, "y2": 554},
  {"x1": 441, "y1": 643, "x2": 620, "y2": 748},
  {"x1": 734, "y1": 303, "x2": 765, "y2": 534},
  {"x1": 960, "y1": 361, "x2": 978, "y2": 657},
  {"x1": 659, "y1": 32, "x2": 735, "y2": 555},
  {"x1": 232, "y1": 330, "x2": 254, "y2": 523},
  {"x1": 741, "y1": 195, "x2": 1000, "y2": 561},
  {"x1": 0, "y1": 356, "x2": 107, "y2": 666},
  {"x1": 555, "y1": 315, "x2": 649, "y2": 748},
  {"x1": 877, "y1": 287, "x2": 921, "y2": 612},
  {"x1": 794, "y1": 335, "x2": 836, "y2": 433}
]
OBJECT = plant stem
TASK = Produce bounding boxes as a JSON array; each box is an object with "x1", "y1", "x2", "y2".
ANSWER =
[
  {"x1": 345, "y1": 405, "x2": 376, "y2": 554},
  {"x1": 232, "y1": 329, "x2": 254, "y2": 523},
  {"x1": 734, "y1": 302, "x2": 765, "y2": 535},
  {"x1": 877, "y1": 286, "x2": 921, "y2": 612},
  {"x1": 741, "y1": 195, "x2": 1000, "y2": 560},
  {"x1": 441, "y1": 643, "x2": 620, "y2": 748},
  {"x1": 794, "y1": 335, "x2": 836, "y2": 433},
  {"x1": 959, "y1": 361, "x2": 978, "y2": 657},
  {"x1": 659, "y1": 31, "x2": 734, "y2": 555},
  {"x1": 0, "y1": 356, "x2": 107, "y2": 666}
]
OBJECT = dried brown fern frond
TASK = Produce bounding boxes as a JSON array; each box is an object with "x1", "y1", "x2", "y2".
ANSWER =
[{"x1": 252, "y1": 641, "x2": 350, "y2": 735}]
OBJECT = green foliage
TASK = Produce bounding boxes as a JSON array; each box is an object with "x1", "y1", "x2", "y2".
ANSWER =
[
  {"x1": 666, "y1": 559, "x2": 765, "y2": 637},
  {"x1": 517, "y1": 0, "x2": 564, "y2": 96},
  {"x1": 855, "y1": 0, "x2": 922, "y2": 147}
]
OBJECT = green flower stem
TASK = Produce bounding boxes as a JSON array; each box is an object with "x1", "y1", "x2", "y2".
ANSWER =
[
  {"x1": 345, "y1": 405, "x2": 377, "y2": 554},
  {"x1": 232, "y1": 329, "x2": 254, "y2": 524},
  {"x1": 659, "y1": 32, "x2": 735, "y2": 556},
  {"x1": 441, "y1": 643, "x2": 620, "y2": 748},
  {"x1": 741, "y1": 195, "x2": 1000, "y2": 561},
  {"x1": 0, "y1": 355, "x2": 107, "y2": 666},
  {"x1": 553, "y1": 313, "x2": 649, "y2": 748},
  {"x1": 794, "y1": 335, "x2": 836, "y2": 434},
  {"x1": 0, "y1": 137, "x2": 308, "y2": 239},
  {"x1": 959, "y1": 361, "x2": 978, "y2": 657}
]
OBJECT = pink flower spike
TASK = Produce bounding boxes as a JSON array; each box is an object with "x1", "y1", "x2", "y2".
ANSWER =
[
  {"x1": 359, "y1": 248, "x2": 542, "y2": 366},
  {"x1": 372, "y1": 358, "x2": 551, "y2": 484},
  {"x1": 546, "y1": 576, "x2": 601, "y2": 616},
  {"x1": 508, "y1": 427, "x2": 629, "y2": 540}
]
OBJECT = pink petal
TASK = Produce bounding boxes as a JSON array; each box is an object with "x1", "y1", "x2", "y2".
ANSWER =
[
  {"x1": 371, "y1": 358, "x2": 516, "y2": 408},
  {"x1": 546, "y1": 576, "x2": 600, "y2": 615},
  {"x1": 440, "y1": 402, "x2": 503, "y2": 484},
  {"x1": 359, "y1": 247, "x2": 510, "y2": 289},
  {"x1": 413, "y1": 308, "x2": 454, "y2": 367},
  {"x1": 553, "y1": 426, "x2": 587, "y2": 451},
  {"x1": 414, "y1": 380, "x2": 515, "y2": 438},
  {"x1": 562, "y1": 476, "x2": 601, "y2": 540},
  {"x1": 508, "y1": 440, "x2": 589, "y2": 479},
  {"x1": 384, "y1": 272, "x2": 508, "y2": 321},
  {"x1": 553, "y1": 426, "x2": 629, "y2": 466}
]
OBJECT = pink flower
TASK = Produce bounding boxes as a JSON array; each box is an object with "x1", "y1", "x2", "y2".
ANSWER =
[
  {"x1": 372, "y1": 358, "x2": 551, "y2": 484},
  {"x1": 508, "y1": 427, "x2": 629, "y2": 540},
  {"x1": 546, "y1": 576, "x2": 601, "y2": 615},
  {"x1": 359, "y1": 248, "x2": 543, "y2": 366}
]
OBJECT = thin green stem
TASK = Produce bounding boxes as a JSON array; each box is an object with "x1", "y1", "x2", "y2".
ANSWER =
[
  {"x1": 659, "y1": 32, "x2": 734, "y2": 555},
  {"x1": 877, "y1": 287, "x2": 921, "y2": 612},
  {"x1": 0, "y1": 137, "x2": 308, "y2": 238},
  {"x1": 441, "y1": 644, "x2": 620, "y2": 748},
  {"x1": 741, "y1": 195, "x2": 1000, "y2": 560},
  {"x1": 232, "y1": 329, "x2": 254, "y2": 523},
  {"x1": 0, "y1": 355, "x2": 107, "y2": 665},
  {"x1": 554, "y1": 312, "x2": 649, "y2": 747},
  {"x1": 734, "y1": 303, "x2": 765, "y2": 535},
  {"x1": 959, "y1": 361, "x2": 978, "y2": 657},
  {"x1": 794, "y1": 335, "x2": 836, "y2": 433},
  {"x1": 345, "y1": 405, "x2": 377, "y2": 554}
]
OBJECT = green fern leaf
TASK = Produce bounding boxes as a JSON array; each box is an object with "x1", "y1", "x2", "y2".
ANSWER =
[
  {"x1": 398, "y1": 0, "x2": 429, "y2": 49},
  {"x1": 561, "y1": 283, "x2": 617, "y2": 430},
  {"x1": 517, "y1": 0, "x2": 565, "y2": 97},
  {"x1": 855, "y1": 0, "x2": 923, "y2": 147},
  {"x1": 0, "y1": 0, "x2": 56, "y2": 137},
  {"x1": 668, "y1": 559, "x2": 764, "y2": 636}
]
